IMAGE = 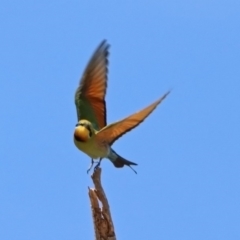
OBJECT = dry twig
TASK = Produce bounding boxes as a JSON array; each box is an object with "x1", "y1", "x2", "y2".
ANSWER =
[{"x1": 88, "y1": 168, "x2": 116, "y2": 240}]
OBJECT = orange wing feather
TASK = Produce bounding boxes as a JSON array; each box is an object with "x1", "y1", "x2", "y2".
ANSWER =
[
  {"x1": 96, "y1": 91, "x2": 170, "y2": 145},
  {"x1": 75, "y1": 40, "x2": 110, "y2": 130}
]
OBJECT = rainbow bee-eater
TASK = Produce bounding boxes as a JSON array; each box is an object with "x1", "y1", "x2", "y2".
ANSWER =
[{"x1": 74, "y1": 40, "x2": 170, "y2": 173}]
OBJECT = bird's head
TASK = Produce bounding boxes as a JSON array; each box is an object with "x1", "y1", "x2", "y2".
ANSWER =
[{"x1": 74, "y1": 120, "x2": 95, "y2": 142}]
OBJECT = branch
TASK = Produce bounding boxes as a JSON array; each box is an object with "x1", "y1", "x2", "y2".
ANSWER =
[{"x1": 88, "y1": 168, "x2": 116, "y2": 240}]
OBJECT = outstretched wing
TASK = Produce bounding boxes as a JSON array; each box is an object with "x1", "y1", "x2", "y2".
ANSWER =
[
  {"x1": 75, "y1": 40, "x2": 110, "y2": 130},
  {"x1": 96, "y1": 91, "x2": 170, "y2": 145}
]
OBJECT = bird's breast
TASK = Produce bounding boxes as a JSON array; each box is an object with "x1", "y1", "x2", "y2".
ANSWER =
[{"x1": 74, "y1": 135, "x2": 109, "y2": 159}]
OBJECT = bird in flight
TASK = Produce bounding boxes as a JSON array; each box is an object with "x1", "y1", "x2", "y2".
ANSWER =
[{"x1": 74, "y1": 40, "x2": 170, "y2": 173}]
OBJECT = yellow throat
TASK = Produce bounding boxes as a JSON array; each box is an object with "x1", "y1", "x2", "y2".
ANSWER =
[{"x1": 74, "y1": 126, "x2": 90, "y2": 142}]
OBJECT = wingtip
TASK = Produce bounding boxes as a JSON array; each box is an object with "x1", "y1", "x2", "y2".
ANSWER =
[
  {"x1": 137, "y1": 89, "x2": 171, "y2": 109},
  {"x1": 99, "y1": 39, "x2": 110, "y2": 51},
  {"x1": 155, "y1": 90, "x2": 171, "y2": 105},
  {"x1": 163, "y1": 89, "x2": 172, "y2": 98}
]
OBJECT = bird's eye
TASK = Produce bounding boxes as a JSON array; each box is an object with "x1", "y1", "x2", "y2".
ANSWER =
[{"x1": 75, "y1": 123, "x2": 78, "y2": 127}]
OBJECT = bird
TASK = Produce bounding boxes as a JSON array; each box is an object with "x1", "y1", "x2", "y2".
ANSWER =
[{"x1": 74, "y1": 40, "x2": 170, "y2": 173}]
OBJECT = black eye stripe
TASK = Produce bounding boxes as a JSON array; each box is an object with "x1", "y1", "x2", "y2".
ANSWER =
[
  {"x1": 86, "y1": 125, "x2": 92, "y2": 137},
  {"x1": 76, "y1": 123, "x2": 84, "y2": 127}
]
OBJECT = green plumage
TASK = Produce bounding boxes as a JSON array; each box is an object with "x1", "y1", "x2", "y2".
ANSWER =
[
  {"x1": 75, "y1": 40, "x2": 109, "y2": 131},
  {"x1": 75, "y1": 97, "x2": 99, "y2": 130}
]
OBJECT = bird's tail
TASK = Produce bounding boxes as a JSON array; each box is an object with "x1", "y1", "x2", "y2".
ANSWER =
[{"x1": 109, "y1": 151, "x2": 138, "y2": 174}]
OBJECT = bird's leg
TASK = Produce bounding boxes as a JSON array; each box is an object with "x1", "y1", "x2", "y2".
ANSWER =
[
  {"x1": 94, "y1": 158, "x2": 102, "y2": 171},
  {"x1": 87, "y1": 158, "x2": 94, "y2": 174}
]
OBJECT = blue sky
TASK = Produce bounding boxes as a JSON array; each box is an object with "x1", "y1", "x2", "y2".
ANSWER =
[{"x1": 1, "y1": 1, "x2": 240, "y2": 239}]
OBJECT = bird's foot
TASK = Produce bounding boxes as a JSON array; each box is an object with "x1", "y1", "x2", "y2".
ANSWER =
[
  {"x1": 94, "y1": 158, "x2": 102, "y2": 171},
  {"x1": 87, "y1": 159, "x2": 94, "y2": 174}
]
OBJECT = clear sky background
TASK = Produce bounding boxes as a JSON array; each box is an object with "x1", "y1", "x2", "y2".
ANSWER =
[{"x1": 1, "y1": 1, "x2": 240, "y2": 239}]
